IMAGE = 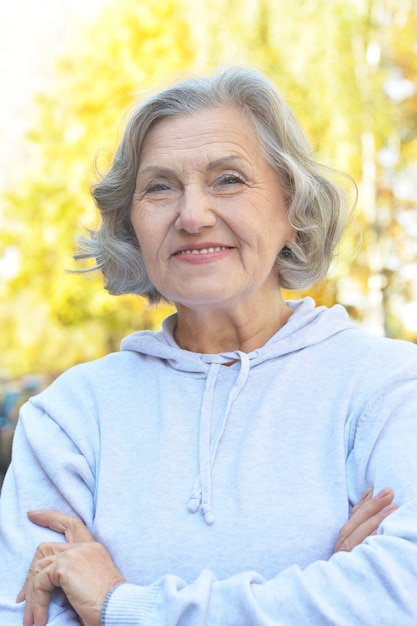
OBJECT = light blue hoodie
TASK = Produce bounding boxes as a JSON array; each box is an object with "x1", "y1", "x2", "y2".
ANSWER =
[{"x1": 1, "y1": 298, "x2": 417, "y2": 625}]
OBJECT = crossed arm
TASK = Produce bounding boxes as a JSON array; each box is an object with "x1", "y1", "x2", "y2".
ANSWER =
[{"x1": 17, "y1": 487, "x2": 396, "y2": 626}]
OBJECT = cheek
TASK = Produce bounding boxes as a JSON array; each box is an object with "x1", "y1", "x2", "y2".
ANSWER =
[
  {"x1": 131, "y1": 211, "x2": 159, "y2": 249},
  {"x1": 132, "y1": 220, "x2": 171, "y2": 272}
]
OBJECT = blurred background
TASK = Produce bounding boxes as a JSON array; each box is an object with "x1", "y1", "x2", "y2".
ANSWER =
[{"x1": 0, "y1": 0, "x2": 416, "y2": 479}]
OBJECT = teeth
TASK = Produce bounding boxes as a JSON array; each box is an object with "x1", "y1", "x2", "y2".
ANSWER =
[{"x1": 178, "y1": 246, "x2": 229, "y2": 255}]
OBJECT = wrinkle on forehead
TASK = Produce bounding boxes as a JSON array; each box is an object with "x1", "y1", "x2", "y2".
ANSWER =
[
  {"x1": 139, "y1": 155, "x2": 252, "y2": 178},
  {"x1": 137, "y1": 107, "x2": 264, "y2": 175}
]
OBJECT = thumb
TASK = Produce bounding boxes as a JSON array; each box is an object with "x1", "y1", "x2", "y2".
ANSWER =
[{"x1": 27, "y1": 509, "x2": 96, "y2": 543}]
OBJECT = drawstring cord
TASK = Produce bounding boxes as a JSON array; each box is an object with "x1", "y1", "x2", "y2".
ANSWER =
[
  {"x1": 188, "y1": 353, "x2": 250, "y2": 525},
  {"x1": 187, "y1": 362, "x2": 220, "y2": 523}
]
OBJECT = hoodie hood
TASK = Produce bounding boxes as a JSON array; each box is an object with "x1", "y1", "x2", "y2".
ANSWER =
[{"x1": 120, "y1": 298, "x2": 356, "y2": 524}]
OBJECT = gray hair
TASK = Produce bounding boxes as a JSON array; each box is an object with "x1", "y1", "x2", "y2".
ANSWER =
[{"x1": 76, "y1": 66, "x2": 351, "y2": 303}]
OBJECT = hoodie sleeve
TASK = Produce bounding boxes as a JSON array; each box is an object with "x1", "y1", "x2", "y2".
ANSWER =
[
  {"x1": 101, "y1": 375, "x2": 417, "y2": 626},
  {"x1": 0, "y1": 377, "x2": 99, "y2": 625}
]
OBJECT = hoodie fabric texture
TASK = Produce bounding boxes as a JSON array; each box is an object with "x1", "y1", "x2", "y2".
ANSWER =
[{"x1": 1, "y1": 297, "x2": 417, "y2": 625}]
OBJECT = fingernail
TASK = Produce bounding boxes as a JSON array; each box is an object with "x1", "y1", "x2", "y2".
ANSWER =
[
  {"x1": 376, "y1": 488, "x2": 391, "y2": 499},
  {"x1": 16, "y1": 589, "x2": 24, "y2": 603},
  {"x1": 27, "y1": 510, "x2": 43, "y2": 520}
]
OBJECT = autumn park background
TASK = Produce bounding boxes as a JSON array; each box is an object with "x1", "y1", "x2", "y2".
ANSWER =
[{"x1": 0, "y1": 0, "x2": 416, "y2": 386}]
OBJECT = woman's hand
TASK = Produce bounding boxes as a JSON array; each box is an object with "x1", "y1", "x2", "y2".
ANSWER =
[
  {"x1": 16, "y1": 510, "x2": 125, "y2": 626},
  {"x1": 334, "y1": 487, "x2": 397, "y2": 553}
]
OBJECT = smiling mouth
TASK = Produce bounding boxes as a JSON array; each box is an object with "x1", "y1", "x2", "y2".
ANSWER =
[{"x1": 174, "y1": 246, "x2": 232, "y2": 256}]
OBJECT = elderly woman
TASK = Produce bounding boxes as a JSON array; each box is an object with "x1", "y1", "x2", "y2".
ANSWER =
[{"x1": 0, "y1": 67, "x2": 416, "y2": 626}]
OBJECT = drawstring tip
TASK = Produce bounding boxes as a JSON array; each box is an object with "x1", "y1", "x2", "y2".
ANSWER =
[
  {"x1": 201, "y1": 504, "x2": 215, "y2": 525},
  {"x1": 188, "y1": 491, "x2": 202, "y2": 513}
]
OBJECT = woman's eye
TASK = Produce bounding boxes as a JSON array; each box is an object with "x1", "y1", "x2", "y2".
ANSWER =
[
  {"x1": 145, "y1": 182, "x2": 170, "y2": 193},
  {"x1": 217, "y1": 174, "x2": 245, "y2": 186}
]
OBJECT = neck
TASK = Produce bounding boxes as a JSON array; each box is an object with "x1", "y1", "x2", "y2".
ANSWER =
[{"x1": 173, "y1": 292, "x2": 293, "y2": 354}]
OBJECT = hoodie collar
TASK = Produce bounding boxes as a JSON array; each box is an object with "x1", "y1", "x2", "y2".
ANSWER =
[{"x1": 120, "y1": 298, "x2": 355, "y2": 372}]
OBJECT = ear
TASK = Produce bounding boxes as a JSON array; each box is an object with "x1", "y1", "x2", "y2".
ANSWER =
[{"x1": 285, "y1": 226, "x2": 297, "y2": 245}]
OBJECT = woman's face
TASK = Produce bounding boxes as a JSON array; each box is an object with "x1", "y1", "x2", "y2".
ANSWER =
[{"x1": 130, "y1": 106, "x2": 295, "y2": 311}]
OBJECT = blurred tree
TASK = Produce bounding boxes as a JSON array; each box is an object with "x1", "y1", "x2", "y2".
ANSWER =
[
  {"x1": 0, "y1": 0, "x2": 192, "y2": 376},
  {"x1": 335, "y1": 0, "x2": 417, "y2": 337},
  {"x1": 0, "y1": 0, "x2": 416, "y2": 378}
]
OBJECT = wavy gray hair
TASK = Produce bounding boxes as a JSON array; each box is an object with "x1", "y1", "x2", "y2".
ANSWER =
[{"x1": 76, "y1": 66, "x2": 351, "y2": 303}]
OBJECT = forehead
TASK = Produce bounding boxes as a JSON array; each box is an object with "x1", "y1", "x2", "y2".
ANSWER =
[{"x1": 139, "y1": 106, "x2": 265, "y2": 166}]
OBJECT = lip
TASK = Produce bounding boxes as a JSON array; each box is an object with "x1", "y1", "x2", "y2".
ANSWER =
[
  {"x1": 171, "y1": 242, "x2": 235, "y2": 264},
  {"x1": 172, "y1": 242, "x2": 234, "y2": 256}
]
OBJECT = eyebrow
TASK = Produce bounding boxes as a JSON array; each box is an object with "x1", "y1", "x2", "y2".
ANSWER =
[
  {"x1": 138, "y1": 155, "x2": 249, "y2": 177},
  {"x1": 206, "y1": 155, "x2": 249, "y2": 170},
  {"x1": 138, "y1": 166, "x2": 177, "y2": 177}
]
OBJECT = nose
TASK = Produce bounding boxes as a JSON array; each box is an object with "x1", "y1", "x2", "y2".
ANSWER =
[{"x1": 175, "y1": 186, "x2": 217, "y2": 233}]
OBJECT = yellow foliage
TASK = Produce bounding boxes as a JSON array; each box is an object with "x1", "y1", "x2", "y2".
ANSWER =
[{"x1": 1, "y1": 0, "x2": 416, "y2": 378}]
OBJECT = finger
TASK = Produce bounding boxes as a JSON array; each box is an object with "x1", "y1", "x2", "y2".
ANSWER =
[
  {"x1": 28, "y1": 510, "x2": 95, "y2": 543},
  {"x1": 336, "y1": 503, "x2": 398, "y2": 552},
  {"x1": 349, "y1": 487, "x2": 373, "y2": 515},
  {"x1": 17, "y1": 543, "x2": 73, "y2": 603},
  {"x1": 23, "y1": 586, "x2": 50, "y2": 626},
  {"x1": 334, "y1": 488, "x2": 395, "y2": 552},
  {"x1": 22, "y1": 559, "x2": 58, "y2": 626},
  {"x1": 335, "y1": 496, "x2": 398, "y2": 553},
  {"x1": 341, "y1": 488, "x2": 394, "y2": 539}
]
